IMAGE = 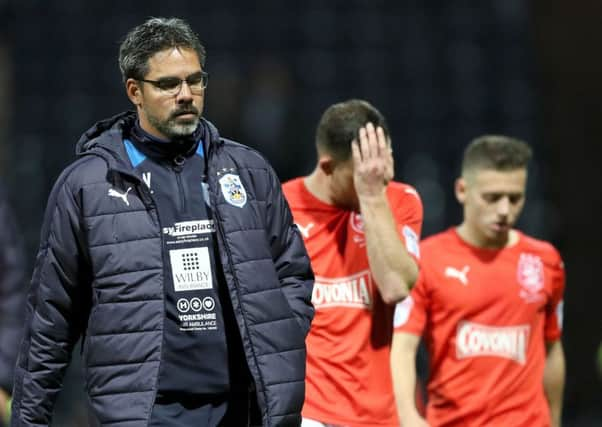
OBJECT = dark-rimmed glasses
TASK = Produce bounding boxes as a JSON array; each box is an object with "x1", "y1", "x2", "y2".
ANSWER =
[{"x1": 138, "y1": 71, "x2": 208, "y2": 95}]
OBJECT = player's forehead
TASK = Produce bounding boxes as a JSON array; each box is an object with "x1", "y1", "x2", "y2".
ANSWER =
[
  {"x1": 146, "y1": 47, "x2": 202, "y2": 78},
  {"x1": 467, "y1": 168, "x2": 527, "y2": 191}
]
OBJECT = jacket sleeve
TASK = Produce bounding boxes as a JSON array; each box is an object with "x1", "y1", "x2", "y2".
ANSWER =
[
  {"x1": 11, "y1": 166, "x2": 91, "y2": 427},
  {"x1": 0, "y1": 186, "x2": 26, "y2": 394},
  {"x1": 265, "y1": 167, "x2": 314, "y2": 336}
]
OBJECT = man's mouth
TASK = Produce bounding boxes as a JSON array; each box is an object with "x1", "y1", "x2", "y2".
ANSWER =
[
  {"x1": 173, "y1": 109, "x2": 198, "y2": 118},
  {"x1": 491, "y1": 222, "x2": 510, "y2": 232}
]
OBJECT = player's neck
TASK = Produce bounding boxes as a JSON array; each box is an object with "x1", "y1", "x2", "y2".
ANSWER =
[
  {"x1": 304, "y1": 169, "x2": 335, "y2": 205},
  {"x1": 456, "y1": 223, "x2": 519, "y2": 250}
]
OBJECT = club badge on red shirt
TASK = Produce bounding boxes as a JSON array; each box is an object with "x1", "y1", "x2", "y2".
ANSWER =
[{"x1": 517, "y1": 253, "x2": 545, "y2": 302}]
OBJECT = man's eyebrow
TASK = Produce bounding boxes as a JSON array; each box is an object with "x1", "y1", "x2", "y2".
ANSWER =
[{"x1": 155, "y1": 71, "x2": 203, "y2": 80}]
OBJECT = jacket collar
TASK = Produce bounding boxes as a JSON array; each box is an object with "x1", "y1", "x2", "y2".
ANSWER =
[{"x1": 75, "y1": 111, "x2": 224, "y2": 178}]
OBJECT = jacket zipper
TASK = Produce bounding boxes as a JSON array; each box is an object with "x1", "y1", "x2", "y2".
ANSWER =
[
  {"x1": 145, "y1": 185, "x2": 167, "y2": 427},
  {"x1": 173, "y1": 155, "x2": 187, "y2": 213}
]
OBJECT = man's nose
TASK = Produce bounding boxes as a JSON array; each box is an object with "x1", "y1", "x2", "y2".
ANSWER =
[
  {"x1": 496, "y1": 197, "x2": 510, "y2": 216},
  {"x1": 176, "y1": 81, "x2": 194, "y2": 102}
]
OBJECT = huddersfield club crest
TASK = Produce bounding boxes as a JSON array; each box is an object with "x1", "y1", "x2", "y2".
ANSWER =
[
  {"x1": 517, "y1": 253, "x2": 544, "y2": 302},
  {"x1": 219, "y1": 173, "x2": 247, "y2": 208}
]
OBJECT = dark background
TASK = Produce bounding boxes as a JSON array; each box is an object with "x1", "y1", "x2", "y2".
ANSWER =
[{"x1": 0, "y1": 1, "x2": 600, "y2": 425}]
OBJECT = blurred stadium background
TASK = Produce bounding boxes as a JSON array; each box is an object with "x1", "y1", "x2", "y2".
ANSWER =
[{"x1": 0, "y1": 0, "x2": 600, "y2": 425}]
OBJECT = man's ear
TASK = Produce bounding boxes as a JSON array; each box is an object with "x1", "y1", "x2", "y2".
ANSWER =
[
  {"x1": 318, "y1": 156, "x2": 336, "y2": 176},
  {"x1": 126, "y1": 78, "x2": 142, "y2": 107},
  {"x1": 455, "y1": 177, "x2": 467, "y2": 204}
]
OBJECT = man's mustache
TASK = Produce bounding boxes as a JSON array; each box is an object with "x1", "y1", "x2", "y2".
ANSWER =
[{"x1": 171, "y1": 107, "x2": 199, "y2": 118}]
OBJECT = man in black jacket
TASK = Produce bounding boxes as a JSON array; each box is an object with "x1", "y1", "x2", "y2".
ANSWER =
[{"x1": 11, "y1": 17, "x2": 314, "y2": 427}]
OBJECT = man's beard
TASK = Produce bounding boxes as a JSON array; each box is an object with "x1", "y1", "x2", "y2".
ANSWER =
[{"x1": 148, "y1": 107, "x2": 200, "y2": 140}]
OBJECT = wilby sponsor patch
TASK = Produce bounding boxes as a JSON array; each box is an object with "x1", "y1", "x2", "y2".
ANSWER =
[{"x1": 169, "y1": 247, "x2": 213, "y2": 291}]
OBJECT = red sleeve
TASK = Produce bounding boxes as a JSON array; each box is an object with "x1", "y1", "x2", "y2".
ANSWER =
[
  {"x1": 393, "y1": 269, "x2": 429, "y2": 336},
  {"x1": 390, "y1": 185, "x2": 423, "y2": 262},
  {"x1": 544, "y1": 252, "x2": 565, "y2": 342}
]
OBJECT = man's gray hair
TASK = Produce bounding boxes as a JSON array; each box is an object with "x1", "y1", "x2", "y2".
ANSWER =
[{"x1": 118, "y1": 17, "x2": 206, "y2": 82}]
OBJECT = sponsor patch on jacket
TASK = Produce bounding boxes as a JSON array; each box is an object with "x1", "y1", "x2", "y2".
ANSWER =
[
  {"x1": 169, "y1": 247, "x2": 213, "y2": 291},
  {"x1": 163, "y1": 220, "x2": 215, "y2": 237},
  {"x1": 219, "y1": 173, "x2": 247, "y2": 208}
]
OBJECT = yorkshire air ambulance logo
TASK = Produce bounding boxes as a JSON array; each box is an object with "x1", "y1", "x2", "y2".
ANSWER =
[
  {"x1": 219, "y1": 173, "x2": 247, "y2": 208},
  {"x1": 517, "y1": 253, "x2": 544, "y2": 302}
]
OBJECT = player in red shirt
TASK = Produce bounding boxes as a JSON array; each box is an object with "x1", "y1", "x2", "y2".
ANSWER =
[
  {"x1": 391, "y1": 135, "x2": 566, "y2": 427},
  {"x1": 283, "y1": 99, "x2": 423, "y2": 427}
]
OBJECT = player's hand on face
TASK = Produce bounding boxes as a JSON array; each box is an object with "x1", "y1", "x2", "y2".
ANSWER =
[{"x1": 351, "y1": 122, "x2": 394, "y2": 199}]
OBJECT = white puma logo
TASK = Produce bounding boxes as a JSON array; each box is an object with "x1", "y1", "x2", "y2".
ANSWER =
[
  {"x1": 108, "y1": 187, "x2": 132, "y2": 206},
  {"x1": 296, "y1": 222, "x2": 314, "y2": 238},
  {"x1": 444, "y1": 265, "x2": 470, "y2": 285}
]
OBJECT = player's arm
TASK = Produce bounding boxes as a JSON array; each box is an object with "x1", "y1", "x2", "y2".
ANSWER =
[
  {"x1": 544, "y1": 339, "x2": 565, "y2": 427},
  {"x1": 353, "y1": 123, "x2": 419, "y2": 304},
  {"x1": 391, "y1": 332, "x2": 429, "y2": 427}
]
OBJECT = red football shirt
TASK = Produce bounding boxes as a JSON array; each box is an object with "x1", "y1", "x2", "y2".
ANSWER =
[
  {"x1": 283, "y1": 177, "x2": 423, "y2": 427},
  {"x1": 394, "y1": 228, "x2": 565, "y2": 427}
]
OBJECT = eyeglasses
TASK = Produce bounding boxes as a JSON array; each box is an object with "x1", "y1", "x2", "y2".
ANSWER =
[{"x1": 138, "y1": 71, "x2": 208, "y2": 95}]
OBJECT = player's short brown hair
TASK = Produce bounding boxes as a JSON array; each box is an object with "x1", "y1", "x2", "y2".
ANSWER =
[
  {"x1": 315, "y1": 99, "x2": 390, "y2": 162},
  {"x1": 462, "y1": 135, "x2": 532, "y2": 176}
]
